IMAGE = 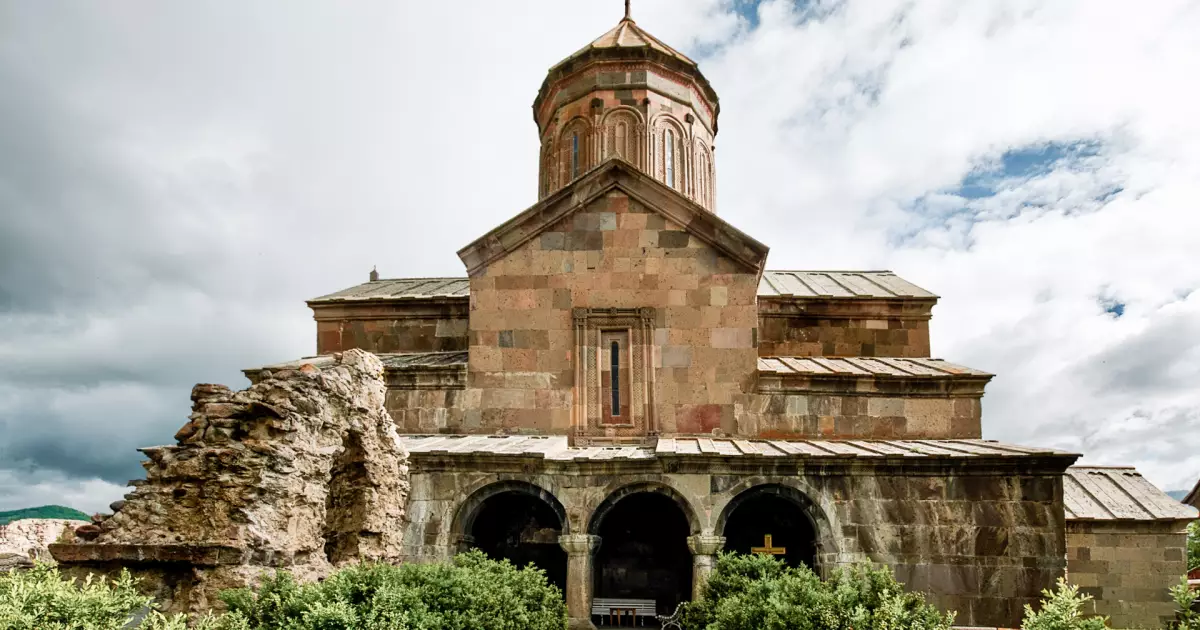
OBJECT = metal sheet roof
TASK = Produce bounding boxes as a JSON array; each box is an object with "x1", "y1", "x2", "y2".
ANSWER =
[
  {"x1": 757, "y1": 357, "x2": 991, "y2": 378},
  {"x1": 249, "y1": 352, "x2": 467, "y2": 373},
  {"x1": 310, "y1": 278, "x2": 470, "y2": 303},
  {"x1": 1064, "y1": 467, "x2": 1198, "y2": 522},
  {"x1": 758, "y1": 271, "x2": 937, "y2": 299},
  {"x1": 1184, "y1": 477, "x2": 1200, "y2": 509},
  {"x1": 310, "y1": 271, "x2": 934, "y2": 303},
  {"x1": 567, "y1": 17, "x2": 696, "y2": 66},
  {"x1": 400, "y1": 435, "x2": 1069, "y2": 462}
]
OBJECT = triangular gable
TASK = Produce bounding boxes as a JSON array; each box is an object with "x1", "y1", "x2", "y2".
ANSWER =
[
  {"x1": 457, "y1": 158, "x2": 769, "y2": 277},
  {"x1": 1186, "y1": 477, "x2": 1200, "y2": 509}
]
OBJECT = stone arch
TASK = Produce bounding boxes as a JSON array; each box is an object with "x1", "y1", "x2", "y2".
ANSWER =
[
  {"x1": 715, "y1": 481, "x2": 836, "y2": 573},
  {"x1": 559, "y1": 116, "x2": 592, "y2": 184},
  {"x1": 650, "y1": 114, "x2": 688, "y2": 191},
  {"x1": 450, "y1": 479, "x2": 569, "y2": 592},
  {"x1": 588, "y1": 480, "x2": 699, "y2": 615},
  {"x1": 600, "y1": 106, "x2": 644, "y2": 166},
  {"x1": 451, "y1": 479, "x2": 569, "y2": 542},
  {"x1": 586, "y1": 480, "x2": 702, "y2": 536},
  {"x1": 693, "y1": 141, "x2": 714, "y2": 209},
  {"x1": 540, "y1": 135, "x2": 557, "y2": 197}
]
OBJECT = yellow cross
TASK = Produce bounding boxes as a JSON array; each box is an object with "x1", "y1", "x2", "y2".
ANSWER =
[{"x1": 751, "y1": 534, "x2": 786, "y2": 556}]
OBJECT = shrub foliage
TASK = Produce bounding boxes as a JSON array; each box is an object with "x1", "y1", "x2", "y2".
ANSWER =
[
  {"x1": 0, "y1": 552, "x2": 565, "y2": 630},
  {"x1": 214, "y1": 550, "x2": 566, "y2": 630},
  {"x1": 0, "y1": 563, "x2": 190, "y2": 630},
  {"x1": 680, "y1": 553, "x2": 955, "y2": 630}
]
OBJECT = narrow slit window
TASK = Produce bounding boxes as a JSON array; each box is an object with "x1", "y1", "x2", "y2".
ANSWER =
[
  {"x1": 571, "y1": 132, "x2": 580, "y2": 179},
  {"x1": 600, "y1": 330, "x2": 630, "y2": 425},
  {"x1": 665, "y1": 129, "x2": 675, "y2": 188},
  {"x1": 610, "y1": 340, "x2": 620, "y2": 416}
]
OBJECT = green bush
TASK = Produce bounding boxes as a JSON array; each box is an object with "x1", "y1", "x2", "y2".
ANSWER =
[
  {"x1": 1188, "y1": 520, "x2": 1199, "y2": 572},
  {"x1": 213, "y1": 550, "x2": 566, "y2": 630},
  {"x1": 0, "y1": 563, "x2": 190, "y2": 630},
  {"x1": 1170, "y1": 576, "x2": 1199, "y2": 630},
  {"x1": 1020, "y1": 578, "x2": 1108, "y2": 630},
  {"x1": 0, "y1": 552, "x2": 565, "y2": 630},
  {"x1": 680, "y1": 553, "x2": 955, "y2": 630}
]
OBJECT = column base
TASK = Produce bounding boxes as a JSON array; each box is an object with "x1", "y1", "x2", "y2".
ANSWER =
[{"x1": 568, "y1": 616, "x2": 597, "y2": 630}]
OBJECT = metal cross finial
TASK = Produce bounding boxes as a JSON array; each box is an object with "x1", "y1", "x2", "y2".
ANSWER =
[{"x1": 624, "y1": 0, "x2": 632, "y2": 20}]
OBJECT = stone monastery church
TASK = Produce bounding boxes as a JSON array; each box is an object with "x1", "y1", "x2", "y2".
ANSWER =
[{"x1": 254, "y1": 7, "x2": 1195, "y2": 630}]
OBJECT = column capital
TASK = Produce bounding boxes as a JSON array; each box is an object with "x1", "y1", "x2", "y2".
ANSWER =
[
  {"x1": 558, "y1": 534, "x2": 602, "y2": 555},
  {"x1": 687, "y1": 534, "x2": 726, "y2": 556}
]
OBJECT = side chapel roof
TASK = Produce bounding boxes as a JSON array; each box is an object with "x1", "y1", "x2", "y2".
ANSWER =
[
  {"x1": 309, "y1": 270, "x2": 936, "y2": 304},
  {"x1": 1064, "y1": 466, "x2": 1199, "y2": 522},
  {"x1": 1185, "y1": 476, "x2": 1200, "y2": 509}
]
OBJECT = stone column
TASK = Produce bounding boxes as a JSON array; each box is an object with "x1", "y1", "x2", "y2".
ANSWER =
[
  {"x1": 688, "y1": 534, "x2": 726, "y2": 601},
  {"x1": 559, "y1": 534, "x2": 601, "y2": 630}
]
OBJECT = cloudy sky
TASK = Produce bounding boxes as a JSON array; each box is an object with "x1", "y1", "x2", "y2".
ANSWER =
[{"x1": 1, "y1": 0, "x2": 1198, "y2": 513}]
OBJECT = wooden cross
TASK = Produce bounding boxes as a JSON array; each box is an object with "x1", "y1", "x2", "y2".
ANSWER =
[{"x1": 751, "y1": 534, "x2": 786, "y2": 556}]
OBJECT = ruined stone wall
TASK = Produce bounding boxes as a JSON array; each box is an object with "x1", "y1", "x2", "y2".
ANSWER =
[
  {"x1": 50, "y1": 350, "x2": 410, "y2": 614},
  {"x1": 314, "y1": 301, "x2": 468, "y2": 355},
  {"x1": 400, "y1": 455, "x2": 1069, "y2": 628},
  {"x1": 0, "y1": 519, "x2": 87, "y2": 571},
  {"x1": 757, "y1": 298, "x2": 933, "y2": 358},
  {"x1": 467, "y1": 189, "x2": 760, "y2": 439},
  {"x1": 1066, "y1": 520, "x2": 1191, "y2": 629}
]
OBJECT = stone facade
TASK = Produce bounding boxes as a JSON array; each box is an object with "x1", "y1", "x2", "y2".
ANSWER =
[
  {"x1": 757, "y1": 296, "x2": 934, "y2": 358},
  {"x1": 460, "y1": 166, "x2": 766, "y2": 443},
  {"x1": 312, "y1": 299, "x2": 468, "y2": 355},
  {"x1": 50, "y1": 350, "x2": 410, "y2": 614},
  {"x1": 1066, "y1": 521, "x2": 1191, "y2": 628},
  {"x1": 398, "y1": 445, "x2": 1073, "y2": 627}
]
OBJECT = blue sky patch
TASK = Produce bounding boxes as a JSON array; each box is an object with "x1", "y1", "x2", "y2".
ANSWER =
[{"x1": 951, "y1": 139, "x2": 1105, "y2": 200}]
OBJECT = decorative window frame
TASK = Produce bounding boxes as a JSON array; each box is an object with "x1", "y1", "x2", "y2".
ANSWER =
[{"x1": 572, "y1": 307, "x2": 656, "y2": 444}]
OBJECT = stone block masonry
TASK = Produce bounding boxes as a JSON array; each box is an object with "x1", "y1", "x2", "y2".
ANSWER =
[
  {"x1": 50, "y1": 349, "x2": 410, "y2": 615},
  {"x1": 1066, "y1": 521, "x2": 1192, "y2": 629}
]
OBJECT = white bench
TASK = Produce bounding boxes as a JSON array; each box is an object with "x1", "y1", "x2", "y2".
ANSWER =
[{"x1": 591, "y1": 598, "x2": 657, "y2": 626}]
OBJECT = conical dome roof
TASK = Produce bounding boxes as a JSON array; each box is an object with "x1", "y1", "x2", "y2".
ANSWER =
[
  {"x1": 533, "y1": 15, "x2": 719, "y2": 132},
  {"x1": 561, "y1": 17, "x2": 697, "y2": 68}
]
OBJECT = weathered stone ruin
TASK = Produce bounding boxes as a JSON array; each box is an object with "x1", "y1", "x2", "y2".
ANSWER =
[
  {"x1": 0, "y1": 519, "x2": 87, "y2": 573},
  {"x1": 50, "y1": 349, "x2": 409, "y2": 614}
]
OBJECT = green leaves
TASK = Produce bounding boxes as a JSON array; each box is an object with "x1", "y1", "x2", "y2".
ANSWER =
[
  {"x1": 0, "y1": 553, "x2": 566, "y2": 630},
  {"x1": 680, "y1": 554, "x2": 955, "y2": 630},
  {"x1": 1020, "y1": 579, "x2": 1108, "y2": 630},
  {"x1": 212, "y1": 551, "x2": 566, "y2": 630}
]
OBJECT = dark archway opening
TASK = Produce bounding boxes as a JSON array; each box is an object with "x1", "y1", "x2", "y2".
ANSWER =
[
  {"x1": 593, "y1": 492, "x2": 692, "y2": 616},
  {"x1": 469, "y1": 490, "x2": 567, "y2": 592},
  {"x1": 722, "y1": 488, "x2": 818, "y2": 570}
]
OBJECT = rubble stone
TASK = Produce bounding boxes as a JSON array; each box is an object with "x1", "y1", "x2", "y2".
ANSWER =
[{"x1": 50, "y1": 349, "x2": 409, "y2": 614}]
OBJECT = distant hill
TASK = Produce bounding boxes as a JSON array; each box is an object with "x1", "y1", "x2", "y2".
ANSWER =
[
  {"x1": 1167, "y1": 490, "x2": 1189, "y2": 501},
  {"x1": 0, "y1": 505, "x2": 90, "y2": 525}
]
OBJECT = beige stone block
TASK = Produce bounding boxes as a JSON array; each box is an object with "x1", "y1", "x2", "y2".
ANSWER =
[
  {"x1": 662, "y1": 346, "x2": 693, "y2": 368},
  {"x1": 865, "y1": 319, "x2": 889, "y2": 330},
  {"x1": 867, "y1": 397, "x2": 906, "y2": 417},
  {"x1": 469, "y1": 346, "x2": 502, "y2": 372},
  {"x1": 711, "y1": 327, "x2": 753, "y2": 349},
  {"x1": 667, "y1": 290, "x2": 687, "y2": 306},
  {"x1": 903, "y1": 398, "x2": 952, "y2": 436},
  {"x1": 710, "y1": 286, "x2": 728, "y2": 306}
]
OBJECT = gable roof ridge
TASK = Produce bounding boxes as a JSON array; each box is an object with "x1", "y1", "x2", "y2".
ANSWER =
[{"x1": 457, "y1": 157, "x2": 768, "y2": 277}]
